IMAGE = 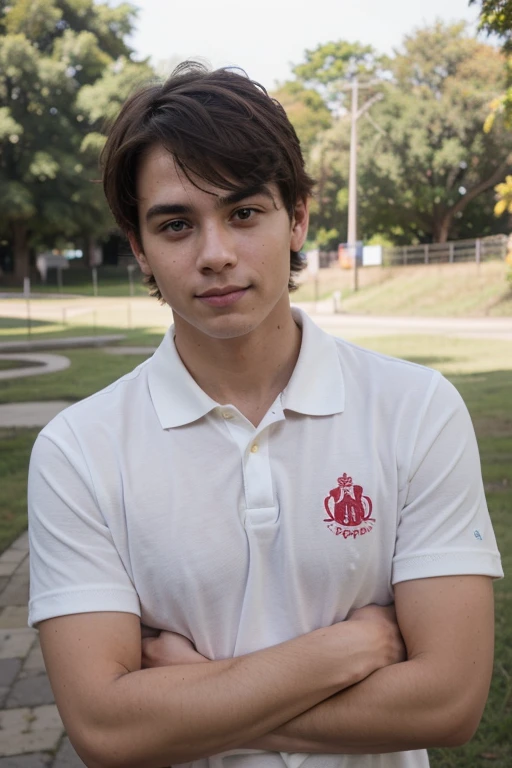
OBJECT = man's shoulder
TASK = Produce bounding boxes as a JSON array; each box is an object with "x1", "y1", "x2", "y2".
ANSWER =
[
  {"x1": 40, "y1": 357, "x2": 152, "y2": 441},
  {"x1": 328, "y1": 333, "x2": 467, "y2": 434},
  {"x1": 332, "y1": 334, "x2": 441, "y2": 388}
]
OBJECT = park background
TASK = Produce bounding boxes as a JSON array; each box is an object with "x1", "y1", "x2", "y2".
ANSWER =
[{"x1": 0, "y1": 0, "x2": 511, "y2": 765}]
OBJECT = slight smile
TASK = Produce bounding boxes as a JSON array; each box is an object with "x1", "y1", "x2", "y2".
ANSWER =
[{"x1": 196, "y1": 286, "x2": 250, "y2": 308}]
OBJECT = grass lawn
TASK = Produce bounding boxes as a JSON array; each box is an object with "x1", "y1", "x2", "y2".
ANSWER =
[
  {"x1": 0, "y1": 315, "x2": 168, "y2": 344},
  {"x1": 0, "y1": 359, "x2": 42, "y2": 371},
  {"x1": 0, "y1": 329, "x2": 510, "y2": 765},
  {"x1": 1, "y1": 277, "x2": 148, "y2": 298},
  {"x1": 294, "y1": 260, "x2": 512, "y2": 317}
]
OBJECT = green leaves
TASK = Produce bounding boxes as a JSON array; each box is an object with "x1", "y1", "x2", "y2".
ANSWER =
[
  {"x1": 292, "y1": 40, "x2": 387, "y2": 113},
  {"x1": 472, "y1": 0, "x2": 512, "y2": 52},
  {"x1": 28, "y1": 151, "x2": 60, "y2": 181},
  {"x1": 4, "y1": 0, "x2": 62, "y2": 40},
  {"x1": 293, "y1": 40, "x2": 382, "y2": 85},
  {"x1": 281, "y1": 22, "x2": 512, "y2": 248},
  {"x1": 76, "y1": 57, "x2": 153, "y2": 125},
  {"x1": 0, "y1": 0, "x2": 152, "y2": 276},
  {"x1": 0, "y1": 107, "x2": 22, "y2": 140},
  {"x1": 271, "y1": 81, "x2": 332, "y2": 153},
  {"x1": 0, "y1": 180, "x2": 35, "y2": 217}
]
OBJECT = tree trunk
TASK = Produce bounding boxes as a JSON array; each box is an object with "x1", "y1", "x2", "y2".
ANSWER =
[
  {"x1": 12, "y1": 220, "x2": 30, "y2": 281},
  {"x1": 433, "y1": 214, "x2": 452, "y2": 244},
  {"x1": 432, "y1": 155, "x2": 512, "y2": 242}
]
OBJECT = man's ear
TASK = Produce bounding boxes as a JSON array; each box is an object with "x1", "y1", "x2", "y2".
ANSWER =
[
  {"x1": 290, "y1": 198, "x2": 310, "y2": 253},
  {"x1": 127, "y1": 231, "x2": 152, "y2": 276}
]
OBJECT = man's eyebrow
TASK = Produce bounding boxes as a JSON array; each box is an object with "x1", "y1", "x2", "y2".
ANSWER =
[
  {"x1": 145, "y1": 203, "x2": 192, "y2": 222},
  {"x1": 215, "y1": 185, "x2": 275, "y2": 209},
  {"x1": 144, "y1": 185, "x2": 275, "y2": 223}
]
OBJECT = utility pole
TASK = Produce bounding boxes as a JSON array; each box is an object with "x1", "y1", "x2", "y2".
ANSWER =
[
  {"x1": 346, "y1": 77, "x2": 383, "y2": 291},
  {"x1": 347, "y1": 77, "x2": 358, "y2": 274}
]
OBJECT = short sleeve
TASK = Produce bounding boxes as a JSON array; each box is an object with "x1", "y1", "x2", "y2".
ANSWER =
[
  {"x1": 392, "y1": 375, "x2": 503, "y2": 584},
  {"x1": 28, "y1": 428, "x2": 140, "y2": 627}
]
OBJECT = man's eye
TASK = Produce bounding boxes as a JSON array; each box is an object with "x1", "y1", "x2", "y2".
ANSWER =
[
  {"x1": 235, "y1": 208, "x2": 254, "y2": 221},
  {"x1": 165, "y1": 220, "x2": 186, "y2": 232}
]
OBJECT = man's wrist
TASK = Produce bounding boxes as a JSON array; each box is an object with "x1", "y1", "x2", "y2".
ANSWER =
[{"x1": 304, "y1": 622, "x2": 382, "y2": 690}]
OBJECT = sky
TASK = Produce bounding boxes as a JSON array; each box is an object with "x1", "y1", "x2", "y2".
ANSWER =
[{"x1": 127, "y1": 0, "x2": 483, "y2": 90}]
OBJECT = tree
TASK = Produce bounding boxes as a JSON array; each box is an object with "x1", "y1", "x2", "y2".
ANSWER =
[
  {"x1": 363, "y1": 23, "x2": 512, "y2": 243},
  {"x1": 270, "y1": 81, "x2": 332, "y2": 155},
  {"x1": 292, "y1": 40, "x2": 388, "y2": 115},
  {"x1": 471, "y1": 0, "x2": 512, "y2": 221},
  {"x1": 290, "y1": 23, "x2": 512, "y2": 247},
  {"x1": 471, "y1": 0, "x2": 512, "y2": 50},
  {"x1": 0, "y1": 0, "x2": 153, "y2": 279}
]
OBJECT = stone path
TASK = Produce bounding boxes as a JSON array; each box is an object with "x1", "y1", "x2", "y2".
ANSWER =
[
  {"x1": 0, "y1": 403, "x2": 72, "y2": 429},
  {"x1": 0, "y1": 533, "x2": 85, "y2": 766},
  {"x1": 0, "y1": 356, "x2": 70, "y2": 382}
]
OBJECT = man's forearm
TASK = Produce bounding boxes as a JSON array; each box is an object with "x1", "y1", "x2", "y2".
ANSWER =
[
  {"x1": 75, "y1": 620, "x2": 397, "y2": 768},
  {"x1": 246, "y1": 656, "x2": 482, "y2": 755},
  {"x1": 245, "y1": 577, "x2": 495, "y2": 756}
]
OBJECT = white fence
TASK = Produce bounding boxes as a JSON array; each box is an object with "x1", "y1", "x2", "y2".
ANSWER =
[
  {"x1": 382, "y1": 234, "x2": 507, "y2": 266},
  {"x1": 318, "y1": 234, "x2": 508, "y2": 269}
]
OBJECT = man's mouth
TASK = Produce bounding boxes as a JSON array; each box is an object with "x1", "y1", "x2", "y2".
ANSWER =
[{"x1": 196, "y1": 286, "x2": 250, "y2": 308}]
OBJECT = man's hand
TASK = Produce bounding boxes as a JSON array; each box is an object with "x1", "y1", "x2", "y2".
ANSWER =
[
  {"x1": 347, "y1": 604, "x2": 407, "y2": 666},
  {"x1": 142, "y1": 630, "x2": 209, "y2": 669},
  {"x1": 141, "y1": 605, "x2": 405, "y2": 675}
]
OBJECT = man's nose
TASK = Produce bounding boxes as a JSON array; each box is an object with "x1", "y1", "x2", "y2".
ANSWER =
[{"x1": 196, "y1": 222, "x2": 238, "y2": 273}]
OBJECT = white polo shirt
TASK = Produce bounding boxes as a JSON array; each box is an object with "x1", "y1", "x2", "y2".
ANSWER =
[{"x1": 28, "y1": 308, "x2": 503, "y2": 768}]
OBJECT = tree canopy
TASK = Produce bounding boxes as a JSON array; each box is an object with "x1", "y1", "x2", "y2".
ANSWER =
[
  {"x1": 0, "y1": 0, "x2": 153, "y2": 279},
  {"x1": 277, "y1": 22, "x2": 512, "y2": 248},
  {"x1": 472, "y1": 0, "x2": 512, "y2": 50}
]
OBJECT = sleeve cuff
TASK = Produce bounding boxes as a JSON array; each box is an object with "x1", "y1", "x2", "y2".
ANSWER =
[
  {"x1": 28, "y1": 586, "x2": 141, "y2": 627},
  {"x1": 392, "y1": 549, "x2": 504, "y2": 585}
]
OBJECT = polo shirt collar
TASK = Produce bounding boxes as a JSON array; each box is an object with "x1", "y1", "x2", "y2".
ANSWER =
[
  {"x1": 148, "y1": 307, "x2": 345, "y2": 429},
  {"x1": 282, "y1": 307, "x2": 345, "y2": 416},
  {"x1": 148, "y1": 331, "x2": 219, "y2": 429}
]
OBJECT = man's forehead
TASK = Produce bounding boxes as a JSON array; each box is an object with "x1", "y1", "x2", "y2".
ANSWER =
[{"x1": 138, "y1": 146, "x2": 280, "y2": 209}]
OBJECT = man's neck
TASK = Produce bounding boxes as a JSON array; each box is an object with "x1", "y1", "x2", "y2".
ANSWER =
[{"x1": 173, "y1": 303, "x2": 301, "y2": 427}]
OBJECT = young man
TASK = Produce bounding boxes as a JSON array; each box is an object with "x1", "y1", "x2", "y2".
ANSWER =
[{"x1": 28, "y1": 63, "x2": 503, "y2": 768}]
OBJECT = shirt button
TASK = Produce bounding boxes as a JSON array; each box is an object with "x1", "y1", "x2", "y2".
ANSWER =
[
  {"x1": 250, "y1": 443, "x2": 259, "y2": 453},
  {"x1": 222, "y1": 411, "x2": 233, "y2": 420}
]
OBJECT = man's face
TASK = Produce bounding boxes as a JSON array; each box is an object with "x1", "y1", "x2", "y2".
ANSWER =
[{"x1": 129, "y1": 145, "x2": 309, "y2": 341}]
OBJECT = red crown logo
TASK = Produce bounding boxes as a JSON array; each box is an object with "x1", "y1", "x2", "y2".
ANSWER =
[
  {"x1": 323, "y1": 473, "x2": 375, "y2": 535},
  {"x1": 337, "y1": 473, "x2": 353, "y2": 488}
]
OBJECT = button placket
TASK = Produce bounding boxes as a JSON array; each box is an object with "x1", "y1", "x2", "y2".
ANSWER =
[
  {"x1": 218, "y1": 402, "x2": 285, "y2": 526},
  {"x1": 244, "y1": 430, "x2": 274, "y2": 512}
]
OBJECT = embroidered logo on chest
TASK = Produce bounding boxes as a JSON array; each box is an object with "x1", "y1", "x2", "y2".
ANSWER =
[{"x1": 323, "y1": 473, "x2": 375, "y2": 539}]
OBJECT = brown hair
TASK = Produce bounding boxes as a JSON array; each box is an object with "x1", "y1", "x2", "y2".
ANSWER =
[{"x1": 101, "y1": 61, "x2": 315, "y2": 299}]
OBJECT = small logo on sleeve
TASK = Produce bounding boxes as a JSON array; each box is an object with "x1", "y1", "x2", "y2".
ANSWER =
[
  {"x1": 323, "y1": 473, "x2": 375, "y2": 539},
  {"x1": 474, "y1": 530, "x2": 483, "y2": 541}
]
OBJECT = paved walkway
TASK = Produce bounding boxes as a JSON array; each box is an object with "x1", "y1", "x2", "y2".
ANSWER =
[
  {"x1": 0, "y1": 532, "x2": 85, "y2": 766},
  {"x1": 0, "y1": 356, "x2": 70, "y2": 382},
  {"x1": 307, "y1": 309, "x2": 512, "y2": 340},
  {"x1": 0, "y1": 403, "x2": 73, "y2": 429}
]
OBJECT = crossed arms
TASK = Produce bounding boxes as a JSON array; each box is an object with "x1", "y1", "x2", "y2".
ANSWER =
[{"x1": 38, "y1": 574, "x2": 495, "y2": 768}]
